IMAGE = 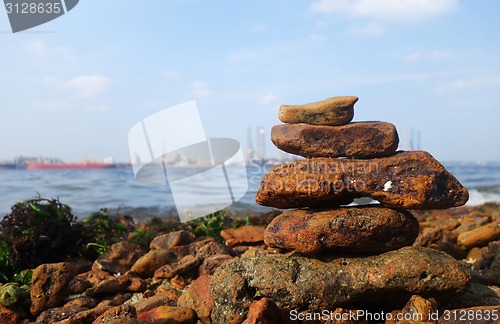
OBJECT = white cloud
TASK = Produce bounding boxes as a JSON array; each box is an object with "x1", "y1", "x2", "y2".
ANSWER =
[
  {"x1": 348, "y1": 22, "x2": 385, "y2": 35},
  {"x1": 86, "y1": 105, "x2": 109, "y2": 112},
  {"x1": 310, "y1": 0, "x2": 458, "y2": 23},
  {"x1": 25, "y1": 39, "x2": 47, "y2": 54},
  {"x1": 62, "y1": 75, "x2": 111, "y2": 98},
  {"x1": 259, "y1": 93, "x2": 281, "y2": 105},
  {"x1": 191, "y1": 80, "x2": 213, "y2": 98},
  {"x1": 435, "y1": 75, "x2": 500, "y2": 93},
  {"x1": 162, "y1": 70, "x2": 180, "y2": 78},
  {"x1": 33, "y1": 101, "x2": 71, "y2": 111},
  {"x1": 406, "y1": 50, "x2": 455, "y2": 62}
]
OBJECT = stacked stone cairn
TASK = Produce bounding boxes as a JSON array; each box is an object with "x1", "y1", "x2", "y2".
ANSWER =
[{"x1": 211, "y1": 96, "x2": 472, "y2": 323}]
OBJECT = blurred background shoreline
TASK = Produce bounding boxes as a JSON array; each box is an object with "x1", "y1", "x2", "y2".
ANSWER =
[{"x1": 1, "y1": 160, "x2": 498, "y2": 220}]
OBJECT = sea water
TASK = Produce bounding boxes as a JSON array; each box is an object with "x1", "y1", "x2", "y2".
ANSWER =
[{"x1": 0, "y1": 161, "x2": 499, "y2": 220}]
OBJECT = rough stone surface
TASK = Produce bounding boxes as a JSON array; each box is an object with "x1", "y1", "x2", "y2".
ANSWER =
[
  {"x1": 30, "y1": 262, "x2": 75, "y2": 316},
  {"x1": 51, "y1": 305, "x2": 109, "y2": 324},
  {"x1": 244, "y1": 298, "x2": 293, "y2": 324},
  {"x1": 387, "y1": 295, "x2": 437, "y2": 324},
  {"x1": 96, "y1": 293, "x2": 133, "y2": 309},
  {"x1": 93, "y1": 241, "x2": 146, "y2": 275},
  {"x1": 278, "y1": 96, "x2": 357, "y2": 126},
  {"x1": 457, "y1": 221, "x2": 500, "y2": 249},
  {"x1": 195, "y1": 241, "x2": 230, "y2": 260},
  {"x1": 265, "y1": 207, "x2": 419, "y2": 254},
  {"x1": 210, "y1": 247, "x2": 471, "y2": 323},
  {"x1": 103, "y1": 319, "x2": 148, "y2": 324},
  {"x1": 490, "y1": 245, "x2": 500, "y2": 286},
  {"x1": 178, "y1": 275, "x2": 213, "y2": 324},
  {"x1": 36, "y1": 306, "x2": 87, "y2": 323},
  {"x1": 88, "y1": 273, "x2": 146, "y2": 297},
  {"x1": 132, "y1": 295, "x2": 170, "y2": 314},
  {"x1": 256, "y1": 151, "x2": 469, "y2": 210},
  {"x1": 271, "y1": 122, "x2": 399, "y2": 158},
  {"x1": 220, "y1": 225, "x2": 266, "y2": 247},
  {"x1": 131, "y1": 243, "x2": 198, "y2": 277},
  {"x1": 443, "y1": 282, "x2": 500, "y2": 309},
  {"x1": 70, "y1": 269, "x2": 113, "y2": 292},
  {"x1": 137, "y1": 306, "x2": 198, "y2": 324},
  {"x1": 170, "y1": 274, "x2": 189, "y2": 289},
  {"x1": 154, "y1": 280, "x2": 184, "y2": 303},
  {"x1": 64, "y1": 296, "x2": 99, "y2": 309},
  {"x1": 93, "y1": 304, "x2": 137, "y2": 324},
  {"x1": 154, "y1": 255, "x2": 201, "y2": 279},
  {"x1": 0, "y1": 303, "x2": 22, "y2": 324},
  {"x1": 199, "y1": 254, "x2": 233, "y2": 276},
  {"x1": 414, "y1": 227, "x2": 466, "y2": 259},
  {"x1": 150, "y1": 230, "x2": 195, "y2": 250},
  {"x1": 67, "y1": 275, "x2": 92, "y2": 295}
]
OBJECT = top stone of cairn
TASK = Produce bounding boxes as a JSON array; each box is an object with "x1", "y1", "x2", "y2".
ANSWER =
[{"x1": 279, "y1": 96, "x2": 358, "y2": 126}]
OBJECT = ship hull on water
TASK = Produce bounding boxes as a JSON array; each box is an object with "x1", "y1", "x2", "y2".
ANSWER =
[{"x1": 27, "y1": 163, "x2": 116, "y2": 170}]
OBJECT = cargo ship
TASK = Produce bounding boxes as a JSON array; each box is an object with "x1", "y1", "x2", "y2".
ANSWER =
[
  {"x1": 26, "y1": 157, "x2": 116, "y2": 170},
  {"x1": 27, "y1": 162, "x2": 116, "y2": 169}
]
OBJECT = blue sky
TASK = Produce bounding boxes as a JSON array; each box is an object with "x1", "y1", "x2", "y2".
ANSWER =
[{"x1": 1, "y1": 0, "x2": 499, "y2": 162}]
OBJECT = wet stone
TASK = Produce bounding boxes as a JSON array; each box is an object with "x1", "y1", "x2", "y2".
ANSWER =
[
  {"x1": 264, "y1": 206, "x2": 419, "y2": 254},
  {"x1": 150, "y1": 230, "x2": 195, "y2": 250},
  {"x1": 30, "y1": 262, "x2": 75, "y2": 316},
  {"x1": 210, "y1": 247, "x2": 471, "y2": 323},
  {"x1": 271, "y1": 122, "x2": 399, "y2": 158},
  {"x1": 256, "y1": 151, "x2": 469, "y2": 210},
  {"x1": 93, "y1": 304, "x2": 137, "y2": 324},
  {"x1": 457, "y1": 221, "x2": 500, "y2": 249},
  {"x1": 178, "y1": 275, "x2": 214, "y2": 324},
  {"x1": 154, "y1": 254, "x2": 201, "y2": 280},
  {"x1": 137, "y1": 305, "x2": 198, "y2": 324},
  {"x1": 36, "y1": 306, "x2": 87, "y2": 323},
  {"x1": 220, "y1": 225, "x2": 266, "y2": 247}
]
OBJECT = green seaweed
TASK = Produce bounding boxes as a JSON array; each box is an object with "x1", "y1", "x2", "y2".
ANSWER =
[
  {"x1": 232, "y1": 215, "x2": 254, "y2": 229},
  {"x1": 0, "y1": 282, "x2": 29, "y2": 306},
  {"x1": 185, "y1": 211, "x2": 230, "y2": 243},
  {"x1": 82, "y1": 208, "x2": 129, "y2": 255},
  {"x1": 0, "y1": 241, "x2": 19, "y2": 283},
  {"x1": 0, "y1": 197, "x2": 84, "y2": 269}
]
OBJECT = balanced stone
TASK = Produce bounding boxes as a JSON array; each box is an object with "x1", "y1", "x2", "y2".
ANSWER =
[
  {"x1": 271, "y1": 122, "x2": 399, "y2": 158},
  {"x1": 265, "y1": 206, "x2": 419, "y2": 254},
  {"x1": 278, "y1": 96, "x2": 358, "y2": 126},
  {"x1": 210, "y1": 247, "x2": 471, "y2": 323},
  {"x1": 255, "y1": 151, "x2": 468, "y2": 210}
]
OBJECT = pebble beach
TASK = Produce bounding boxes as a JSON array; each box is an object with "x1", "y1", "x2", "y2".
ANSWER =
[{"x1": 0, "y1": 96, "x2": 499, "y2": 323}]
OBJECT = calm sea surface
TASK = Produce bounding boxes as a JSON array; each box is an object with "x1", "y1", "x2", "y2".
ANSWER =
[{"x1": 0, "y1": 162, "x2": 499, "y2": 220}]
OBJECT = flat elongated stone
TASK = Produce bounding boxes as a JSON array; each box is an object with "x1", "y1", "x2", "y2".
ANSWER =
[
  {"x1": 256, "y1": 151, "x2": 468, "y2": 209},
  {"x1": 279, "y1": 96, "x2": 358, "y2": 126},
  {"x1": 271, "y1": 122, "x2": 398, "y2": 158},
  {"x1": 265, "y1": 207, "x2": 419, "y2": 254},
  {"x1": 220, "y1": 225, "x2": 265, "y2": 247},
  {"x1": 457, "y1": 221, "x2": 500, "y2": 249},
  {"x1": 210, "y1": 246, "x2": 471, "y2": 323}
]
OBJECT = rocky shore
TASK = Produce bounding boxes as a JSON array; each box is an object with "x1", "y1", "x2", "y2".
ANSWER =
[
  {"x1": 0, "y1": 203, "x2": 498, "y2": 323},
  {"x1": 0, "y1": 95, "x2": 499, "y2": 323}
]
